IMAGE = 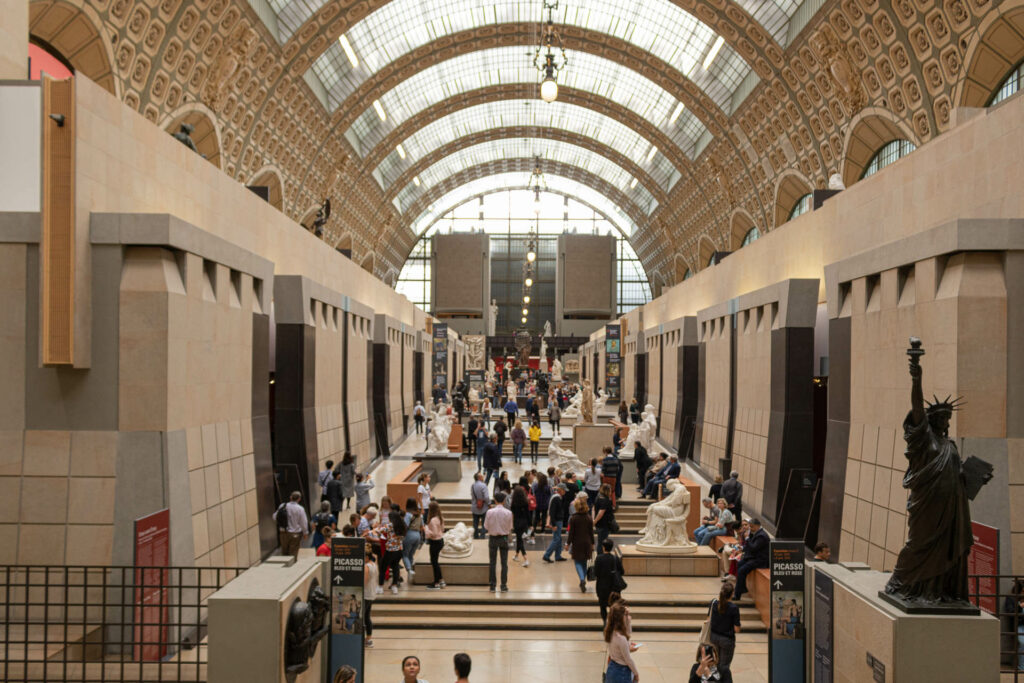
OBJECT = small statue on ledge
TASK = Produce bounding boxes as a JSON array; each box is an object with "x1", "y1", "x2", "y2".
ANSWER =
[
  {"x1": 171, "y1": 123, "x2": 200, "y2": 154},
  {"x1": 312, "y1": 198, "x2": 331, "y2": 238},
  {"x1": 881, "y1": 337, "x2": 992, "y2": 613}
]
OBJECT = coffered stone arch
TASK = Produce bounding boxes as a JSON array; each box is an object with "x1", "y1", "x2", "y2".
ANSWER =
[
  {"x1": 674, "y1": 254, "x2": 693, "y2": 285},
  {"x1": 956, "y1": 1, "x2": 1024, "y2": 107},
  {"x1": 402, "y1": 159, "x2": 650, "y2": 235},
  {"x1": 773, "y1": 169, "x2": 813, "y2": 228},
  {"x1": 841, "y1": 108, "x2": 921, "y2": 188},
  {"x1": 729, "y1": 208, "x2": 759, "y2": 251},
  {"x1": 326, "y1": 25, "x2": 731, "y2": 140},
  {"x1": 29, "y1": 0, "x2": 119, "y2": 96},
  {"x1": 248, "y1": 165, "x2": 285, "y2": 211},
  {"x1": 360, "y1": 252, "x2": 375, "y2": 275},
  {"x1": 383, "y1": 127, "x2": 668, "y2": 206},
  {"x1": 162, "y1": 101, "x2": 224, "y2": 170},
  {"x1": 697, "y1": 235, "x2": 719, "y2": 270},
  {"x1": 279, "y1": 0, "x2": 786, "y2": 89}
]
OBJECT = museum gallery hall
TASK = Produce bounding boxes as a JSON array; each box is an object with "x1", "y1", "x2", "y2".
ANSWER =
[{"x1": 0, "y1": 0, "x2": 1023, "y2": 681}]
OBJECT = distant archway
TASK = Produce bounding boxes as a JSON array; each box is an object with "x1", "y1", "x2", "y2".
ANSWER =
[
  {"x1": 674, "y1": 254, "x2": 692, "y2": 285},
  {"x1": 956, "y1": 2, "x2": 1024, "y2": 107},
  {"x1": 248, "y1": 166, "x2": 284, "y2": 211},
  {"x1": 773, "y1": 171, "x2": 814, "y2": 228},
  {"x1": 729, "y1": 210, "x2": 758, "y2": 251},
  {"x1": 841, "y1": 109, "x2": 920, "y2": 188},
  {"x1": 698, "y1": 236, "x2": 718, "y2": 271},
  {"x1": 29, "y1": 0, "x2": 118, "y2": 96},
  {"x1": 162, "y1": 102, "x2": 223, "y2": 170},
  {"x1": 360, "y1": 252, "x2": 375, "y2": 275}
]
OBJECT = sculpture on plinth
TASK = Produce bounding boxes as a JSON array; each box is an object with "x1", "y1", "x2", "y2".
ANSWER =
[
  {"x1": 551, "y1": 357, "x2": 563, "y2": 381},
  {"x1": 548, "y1": 435, "x2": 587, "y2": 476},
  {"x1": 440, "y1": 522, "x2": 474, "y2": 558},
  {"x1": 486, "y1": 358, "x2": 496, "y2": 384},
  {"x1": 506, "y1": 381, "x2": 518, "y2": 402},
  {"x1": 538, "y1": 338, "x2": 548, "y2": 374},
  {"x1": 425, "y1": 410, "x2": 452, "y2": 454},
  {"x1": 636, "y1": 479, "x2": 697, "y2": 554},
  {"x1": 562, "y1": 385, "x2": 583, "y2": 419},
  {"x1": 488, "y1": 299, "x2": 498, "y2": 336},
  {"x1": 880, "y1": 338, "x2": 991, "y2": 613},
  {"x1": 593, "y1": 387, "x2": 609, "y2": 414},
  {"x1": 543, "y1": 320, "x2": 553, "y2": 338},
  {"x1": 580, "y1": 380, "x2": 595, "y2": 424}
]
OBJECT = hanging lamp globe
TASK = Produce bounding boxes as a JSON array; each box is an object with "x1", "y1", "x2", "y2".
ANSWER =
[
  {"x1": 523, "y1": 294, "x2": 531, "y2": 304},
  {"x1": 525, "y1": 277, "x2": 533, "y2": 287},
  {"x1": 540, "y1": 76, "x2": 558, "y2": 103}
]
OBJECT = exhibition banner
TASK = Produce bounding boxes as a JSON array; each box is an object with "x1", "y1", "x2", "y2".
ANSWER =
[
  {"x1": 329, "y1": 536, "x2": 366, "y2": 683},
  {"x1": 968, "y1": 521, "x2": 999, "y2": 614},
  {"x1": 432, "y1": 323, "x2": 448, "y2": 394},
  {"x1": 604, "y1": 324, "x2": 621, "y2": 400},
  {"x1": 812, "y1": 570, "x2": 833, "y2": 683},
  {"x1": 769, "y1": 540, "x2": 806, "y2": 683},
  {"x1": 133, "y1": 509, "x2": 170, "y2": 662}
]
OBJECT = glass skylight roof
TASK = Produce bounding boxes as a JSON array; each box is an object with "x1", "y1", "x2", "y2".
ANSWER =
[
  {"x1": 734, "y1": 0, "x2": 802, "y2": 46},
  {"x1": 342, "y1": 47, "x2": 709, "y2": 159},
  {"x1": 308, "y1": 0, "x2": 753, "y2": 116},
  {"x1": 372, "y1": 99, "x2": 683, "y2": 192},
  {"x1": 408, "y1": 172, "x2": 638, "y2": 238},
  {"x1": 392, "y1": 138, "x2": 658, "y2": 216}
]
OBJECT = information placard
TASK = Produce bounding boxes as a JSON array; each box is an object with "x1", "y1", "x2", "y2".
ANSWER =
[
  {"x1": 604, "y1": 324, "x2": 621, "y2": 400},
  {"x1": 432, "y1": 323, "x2": 448, "y2": 395},
  {"x1": 769, "y1": 540, "x2": 806, "y2": 683},
  {"x1": 968, "y1": 521, "x2": 999, "y2": 615},
  {"x1": 329, "y1": 537, "x2": 366, "y2": 683},
  {"x1": 133, "y1": 509, "x2": 170, "y2": 662}
]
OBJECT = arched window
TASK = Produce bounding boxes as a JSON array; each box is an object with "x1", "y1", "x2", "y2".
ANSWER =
[
  {"x1": 989, "y1": 60, "x2": 1023, "y2": 106},
  {"x1": 788, "y1": 193, "x2": 813, "y2": 221},
  {"x1": 862, "y1": 139, "x2": 916, "y2": 179},
  {"x1": 683, "y1": 269, "x2": 693, "y2": 281},
  {"x1": 707, "y1": 252, "x2": 717, "y2": 267},
  {"x1": 741, "y1": 227, "x2": 760, "y2": 247}
]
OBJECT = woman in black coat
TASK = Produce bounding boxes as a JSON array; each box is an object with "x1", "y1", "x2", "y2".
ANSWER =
[
  {"x1": 566, "y1": 496, "x2": 595, "y2": 593},
  {"x1": 594, "y1": 539, "x2": 626, "y2": 622},
  {"x1": 510, "y1": 485, "x2": 532, "y2": 566}
]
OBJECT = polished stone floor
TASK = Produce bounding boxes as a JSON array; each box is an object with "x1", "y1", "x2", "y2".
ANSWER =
[{"x1": 361, "y1": 427, "x2": 771, "y2": 682}]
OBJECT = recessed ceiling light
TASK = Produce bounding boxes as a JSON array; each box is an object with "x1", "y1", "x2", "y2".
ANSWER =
[
  {"x1": 630, "y1": 177, "x2": 639, "y2": 189},
  {"x1": 646, "y1": 146, "x2": 658, "y2": 162},
  {"x1": 338, "y1": 35, "x2": 358, "y2": 68},
  {"x1": 373, "y1": 100, "x2": 386, "y2": 121},
  {"x1": 412, "y1": 176, "x2": 420, "y2": 186}
]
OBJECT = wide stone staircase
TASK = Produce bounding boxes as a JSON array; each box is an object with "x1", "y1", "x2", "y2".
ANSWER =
[
  {"x1": 370, "y1": 596, "x2": 765, "y2": 633},
  {"x1": 436, "y1": 497, "x2": 651, "y2": 535}
]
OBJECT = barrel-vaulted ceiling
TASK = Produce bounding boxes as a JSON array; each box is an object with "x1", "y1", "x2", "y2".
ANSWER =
[{"x1": 33, "y1": 0, "x2": 1011, "y2": 285}]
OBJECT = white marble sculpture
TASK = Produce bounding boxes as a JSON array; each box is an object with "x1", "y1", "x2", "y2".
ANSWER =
[
  {"x1": 538, "y1": 338, "x2": 548, "y2": 374},
  {"x1": 468, "y1": 387, "x2": 480, "y2": 403},
  {"x1": 488, "y1": 299, "x2": 498, "y2": 336},
  {"x1": 548, "y1": 435, "x2": 588, "y2": 476},
  {"x1": 543, "y1": 320, "x2": 553, "y2": 338},
  {"x1": 562, "y1": 385, "x2": 584, "y2": 419},
  {"x1": 581, "y1": 380, "x2": 594, "y2": 424},
  {"x1": 486, "y1": 358, "x2": 496, "y2": 384},
  {"x1": 440, "y1": 522, "x2": 474, "y2": 558},
  {"x1": 636, "y1": 479, "x2": 697, "y2": 554},
  {"x1": 551, "y1": 357, "x2": 563, "y2": 381},
  {"x1": 506, "y1": 381, "x2": 517, "y2": 402},
  {"x1": 465, "y1": 335, "x2": 485, "y2": 370},
  {"x1": 621, "y1": 405, "x2": 658, "y2": 454},
  {"x1": 828, "y1": 173, "x2": 845, "y2": 191},
  {"x1": 594, "y1": 387, "x2": 609, "y2": 414},
  {"x1": 425, "y1": 411, "x2": 452, "y2": 453}
]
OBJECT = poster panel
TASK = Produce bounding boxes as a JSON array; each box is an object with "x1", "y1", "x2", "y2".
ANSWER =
[
  {"x1": 329, "y1": 537, "x2": 366, "y2": 682},
  {"x1": 133, "y1": 509, "x2": 170, "y2": 662},
  {"x1": 812, "y1": 570, "x2": 833, "y2": 683},
  {"x1": 769, "y1": 540, "x2": 806, "y2": 683},
  {"x1": 432, "y1": 323, "x2": 449, "y2": 393},
  {"x1": 605, "y1": 324, "x2": 621, "y2": 400},
  {"x1": 968, "y1": 521, "x2": 999, "y2": 614}
]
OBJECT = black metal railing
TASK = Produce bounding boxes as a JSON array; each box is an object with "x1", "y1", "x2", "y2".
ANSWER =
[
  {"x1": 968, "y1": 573, "x2": 1023, "y2": 680},
  {"x1": 0, "y1": 565, "x2": 244, "y2": 682}
]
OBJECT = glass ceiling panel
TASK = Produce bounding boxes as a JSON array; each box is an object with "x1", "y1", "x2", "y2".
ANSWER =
[
  {"x1": 341, "y1": 46, "x2": 708, "y2": 159},
  {"x1": 733, "y1": 0, "x2": 802, "y2": 46},
  {"x1": 392, "y1": 138, "x2": 658, "y2": 215},
  {"x1": 408, "y1": 172, "x2": 637, "y2": 238},
  {"x1": 308, "y1": 0, "x2": 753, "y2": 114},
  {"x1": 373, "y1": 99, "x2": 681, "y2": 192}
]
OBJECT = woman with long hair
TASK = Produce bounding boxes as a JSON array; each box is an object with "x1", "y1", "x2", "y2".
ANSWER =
[
  {"x1": 688, "y1": 643, "x2": 731, "y2": 682},
  {"x1": 528, "y1": 420, "x2": 542, "y2": 464},
  {"x1": 424, "y1": 501, "x2": 446, "y2": 589},
  {"x1": 594, "y1": 538, "x2": 627, "y2": 622},
  {"x1": 362, "y1": 542, "x2": 377, "y2": 648},
  {"x1": 511, "y1": 419, "x2": 526, "y2": 464},
  {"x1": 400, "y1": 654, "x2": 429, "y2": 683},
  {"x1": 566, "y1": 496, "x2": 595, "y2": 592},
  {"x1": 532, "y1": 472, "x2": 551, "y2": 535},
  {"x1": 706, "y1": 582, "x2": 741, "y2": 673},
  {"x1": 337, "y1": 451, "x2": 356, "y2": 511},
  {"x1": 584, "y1": 458, "x2": 603, "y2": 509},
  {"x1": 617, "y1": 401, "x2": 629, "y2": 424},
  {"x1": 402, "y1": 497, "x2": 423, "y2": 578},
  {"x1": 603, "y1": 602, "x2": 639, "y2": 682},
  {"x1": 510, "y1": 484, "x2": 531, "y2": 567},
  {"x1": 378, "y1": 509, "x2": 407, "y2": 594}
]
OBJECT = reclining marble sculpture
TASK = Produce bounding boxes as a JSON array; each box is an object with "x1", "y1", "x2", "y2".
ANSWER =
[
  {"x1": 548, "y1": 435, "x2": 588, "y2": 475},
  {"x1": 636, "y1": 479, "x2": 697, "y2": 554},
  {"x1": 440, "y1": 522, "x2": 474, "y2": 558}
]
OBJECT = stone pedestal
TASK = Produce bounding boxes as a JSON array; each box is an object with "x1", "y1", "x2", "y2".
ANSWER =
[
  {"x1": 447, "y1": 424, "x2": 463, "y2": 453},
  {"x1": 573, "y1": 423, "x2": 615, "y2": 460},
  {"x1": 809, "y1": 563, "x2": 999, "y2": 683},
  {"x1": 619, "y1": 545, "x2": 717, "y2": 576},
  {"x1": 415, "y1": 452, "x2": 462, "y2": 483},
  {"x1": 208, "y1": 557, "x2": 329, "y2": 683},
  {"x1": 412, "y1": 541, "x2": 489, "y2": 585}
]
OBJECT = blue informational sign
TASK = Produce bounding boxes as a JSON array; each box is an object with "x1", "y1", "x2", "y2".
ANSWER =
[
  {"x1": 328, "y1": 537, "x2": 366, "y2": 683},
  {"x1": 769, "y1": 540, "x2": 806, "y2": 683}
]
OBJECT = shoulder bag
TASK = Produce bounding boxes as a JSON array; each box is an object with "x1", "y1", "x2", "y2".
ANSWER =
[{"x1": 699, "y1": 600, "x2": 714, "y2": 644}]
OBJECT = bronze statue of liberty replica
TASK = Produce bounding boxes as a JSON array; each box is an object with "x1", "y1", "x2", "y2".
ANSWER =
[{"x1": 881, "y1": 338, "x2": 992, "y2": 613}]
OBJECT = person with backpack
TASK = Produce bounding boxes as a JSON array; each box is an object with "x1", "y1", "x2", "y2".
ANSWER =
[
  {"x1": 318, "y1": 460, "x2": 334, "y2": 501},
  {"x1": 275, "y1": 491, "x2": 309, "y2": 557},
  {"x1": 413, "y1": 401, "x2": 426, "y2": 434},
  {"x1": 310, "y1": 500, "x2": 336, "y2": 548},
  {"x1": 594, "y1": 539, "x2": 627, "y2": 622}
]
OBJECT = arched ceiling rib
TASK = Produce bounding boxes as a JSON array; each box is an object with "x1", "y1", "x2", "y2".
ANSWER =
[
  {"x1": 392, "y1": 139, "x2": 660, "y2": 215},
  {"x1": 403, "y1": 160, "x2": 649, "y2": 233},
  {"x1": 376, "y1": 120, "x2": 678, "y2": 195},
  {"x1": 308, "y1": 1, "x2": 752, "y2": 113},
  {"x1": 339, "y1": 44, "x2": 713, "y2": 159}
]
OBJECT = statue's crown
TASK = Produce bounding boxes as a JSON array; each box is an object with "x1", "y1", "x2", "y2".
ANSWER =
[{"x1": 925, "y1": 394, "x2": 966, "y2": 416}]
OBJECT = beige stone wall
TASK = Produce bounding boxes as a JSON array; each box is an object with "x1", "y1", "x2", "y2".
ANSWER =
[
  {"x1": 697, "y1": 316, "x2": 731, "y2": 475},
  {"x1": 387, "y1": 326, "x2": 403, "y2": 441},
  {"x1": 402, "y1": 332, "x2": 414, "y2": 429},
  {"x1": 731, "y1": 306, "x2": 773, "y2": 517},
  {"x1": 838, "y1": 253, "x2": 1007, "y2": 570},
  {"x1": 660, "y1": 328, "x2": 681, "y2": 444},
  {"x1": 313, "y1": 300, "x2": 346, "y2": 472},
  {"x1": 0, "y1": 0, "x2": 26, "y2": 79},
  {"x1": 120, "y1": 247, "x2": 261, "y2": 568},
  {"x1": 347, "y1": 311, "x2": 373, "y2": 470},
  {"x1": 646, "y1": 334, "x2": 661, "y2": 419}
]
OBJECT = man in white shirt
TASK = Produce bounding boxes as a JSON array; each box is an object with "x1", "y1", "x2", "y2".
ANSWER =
[
  {"x1": 276, "y1": 491, "x2": 309, "y2": 556},
  {"x1": 484, "y1": 491, "x2": 513, "y2": 592}
]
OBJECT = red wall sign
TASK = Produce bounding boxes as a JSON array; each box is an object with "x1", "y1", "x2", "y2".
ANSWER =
[
  {"x1": 968, "y1": 521, "x2": 999, "y2": 615},
  {"x1": 133, "y1": 509, "x2": 170, "y2": 661}
]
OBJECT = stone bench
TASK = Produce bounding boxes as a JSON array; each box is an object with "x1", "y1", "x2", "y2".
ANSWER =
[
  {"x1": 747, "y1": 568, "x2": 771, "y2": 626},
  {"x1": 386, "y1": 462, "x2": 423, "y2": 506}
]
